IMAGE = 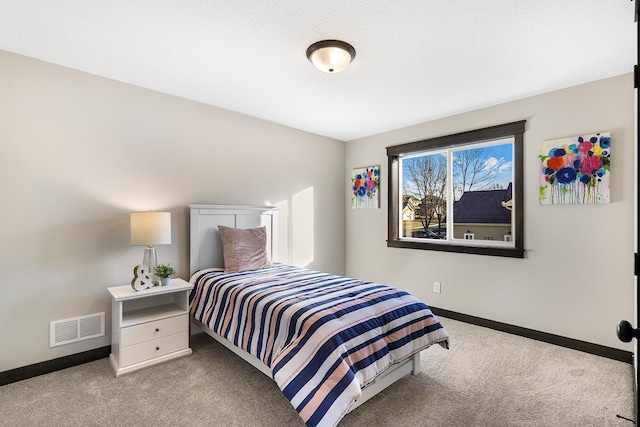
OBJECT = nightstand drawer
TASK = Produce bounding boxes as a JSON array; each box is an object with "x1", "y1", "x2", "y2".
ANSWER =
[
  {"x1": 120, "y1": 332, "x2": 189, "y2": 367},
  {"x1": 121, "y1": 314, "x2": 187, "y2": 347}
]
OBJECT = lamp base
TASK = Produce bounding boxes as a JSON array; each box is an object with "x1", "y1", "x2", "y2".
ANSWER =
[{"x1": 142, "y1": 246, "x2": 159, "y2": 285}]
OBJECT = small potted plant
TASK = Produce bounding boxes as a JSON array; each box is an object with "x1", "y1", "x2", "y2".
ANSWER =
[{"x1": 154, "y1": 263, "x2": 176, "y2": 286}]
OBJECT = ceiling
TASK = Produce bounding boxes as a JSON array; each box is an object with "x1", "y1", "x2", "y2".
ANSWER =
[{"x1": 0, "y1": 1, "x2": 636, "y2": 141}]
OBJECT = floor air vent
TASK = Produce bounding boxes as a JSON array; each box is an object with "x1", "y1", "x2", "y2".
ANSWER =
[{"x1": 50, "y1": 313, "x2": 105, "y2": 347}]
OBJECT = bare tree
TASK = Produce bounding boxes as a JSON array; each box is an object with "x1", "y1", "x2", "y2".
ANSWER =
[
  {"x1": 403, "y1": 154, "x2": 447, "y2": 234},
  {"x1": 452, "y1": 148, "x2": 499, "y2": 199}
]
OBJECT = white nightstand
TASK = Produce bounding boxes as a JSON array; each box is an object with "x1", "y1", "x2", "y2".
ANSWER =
[{"x1": 108, "y1": 278, "x2": 194, "y2": 377}]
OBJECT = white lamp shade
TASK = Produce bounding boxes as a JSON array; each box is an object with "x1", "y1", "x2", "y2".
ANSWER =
[
  {"x1": 130, "y1": 212, "x2": 171, "y2": 246},
  {"x1": 306, "y1": 40, "x2": 355, "y2": 73}
]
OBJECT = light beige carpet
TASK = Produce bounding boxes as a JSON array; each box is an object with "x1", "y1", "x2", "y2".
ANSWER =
[{"x1": 0, "y1": 318, "x2": 634, "y2": 427}]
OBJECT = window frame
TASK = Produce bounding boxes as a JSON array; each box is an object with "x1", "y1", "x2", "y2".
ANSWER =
[{"x1": 386, "y1": 120, "x2": 525, "y2": 258}]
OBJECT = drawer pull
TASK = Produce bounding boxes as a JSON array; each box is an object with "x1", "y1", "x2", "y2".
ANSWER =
[
  {"x1": 156, "y1": 347, "x2": 160, "y2": 351},
  {"x1": 155, "y1": 328, "x2": 159, "y2": 332}
]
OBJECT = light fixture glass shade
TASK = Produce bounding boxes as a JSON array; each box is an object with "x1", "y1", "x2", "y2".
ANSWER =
[
  {"x1": 130, "y1": 212, "x2": 171, "y2": 246},
  {"x1": 306, "y1": 40, "x2": 356, "y2": 73}
]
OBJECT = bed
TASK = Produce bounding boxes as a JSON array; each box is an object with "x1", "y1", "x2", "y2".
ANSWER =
[{"x1": 188, "y1": 204, "x2": 449, "y2": 427}]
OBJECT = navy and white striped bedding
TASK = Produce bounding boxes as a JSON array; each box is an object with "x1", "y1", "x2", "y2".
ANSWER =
[{"x1": 189, "y1": 264, "x2": 449, "y2": 427}]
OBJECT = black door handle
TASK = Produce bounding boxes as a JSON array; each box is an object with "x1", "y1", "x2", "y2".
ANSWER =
[{"x1": 617, "y1": 320, "x2": 640, "y2": 342}]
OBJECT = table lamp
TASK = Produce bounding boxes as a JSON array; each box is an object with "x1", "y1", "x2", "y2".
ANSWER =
[{"x1": 130, "y1": 211, "x2": 171, "y2": 284}]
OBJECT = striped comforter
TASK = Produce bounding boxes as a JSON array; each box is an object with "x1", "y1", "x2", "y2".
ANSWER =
[{"x1": 189, "y1": 264, "x2": 449, "y2": 427}]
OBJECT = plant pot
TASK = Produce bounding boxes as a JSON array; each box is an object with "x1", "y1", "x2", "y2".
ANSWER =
[{"x1": 160, "y1": 277, "x2": 171, "y2": 286}]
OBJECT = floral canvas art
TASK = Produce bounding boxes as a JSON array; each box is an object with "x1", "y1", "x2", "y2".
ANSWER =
[
  {"x1": 351, "y1": 166, "x2": 380, "y2": 209},
  {"x1": 538, "y1": 132, "x2": 611, "y2": 204}
]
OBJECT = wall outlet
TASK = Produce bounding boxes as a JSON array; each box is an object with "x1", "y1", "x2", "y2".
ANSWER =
[{"x1": 433, "y1": 282, "x2": 441, "y2": 293}]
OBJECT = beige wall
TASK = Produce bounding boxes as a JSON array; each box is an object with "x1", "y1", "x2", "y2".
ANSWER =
[
  {"x1": 346, "y1": 73, "x2": 635, "y2": 351},
  {"x1": 0, "y1": 50, "x2": 346, "y2": 372}
]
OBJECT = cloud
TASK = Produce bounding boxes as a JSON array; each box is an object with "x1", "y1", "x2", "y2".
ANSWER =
[
  {"x1": 403, "y1": 179, "x2": 418, "y2": 195},
  {"x1": 482, "y1": 157, "x2": 499, "y2": 171},
  {"x1": 499, "y1": 161, "x2": 512, "y2": 172}
]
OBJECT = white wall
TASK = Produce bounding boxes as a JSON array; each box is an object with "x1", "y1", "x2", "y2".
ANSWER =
[
  {"x1": 345, "y1": 73, "x2": 635, "y2": 351},
  {"x1": 0, "y1": 50, "x2": 345, "y2": 372}
]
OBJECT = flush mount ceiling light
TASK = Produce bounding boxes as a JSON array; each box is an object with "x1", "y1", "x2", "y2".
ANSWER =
[{"x1": 306, "y1": 40, "x2": 356, "y2": 73}]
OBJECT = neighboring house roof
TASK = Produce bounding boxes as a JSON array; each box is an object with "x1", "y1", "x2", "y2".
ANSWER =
[
  {"x1": 453, "y1": 184, "x2": 512, "y2": 224},
  {"x1": 402, "y1": 195, "x2": 420, "y2": 212}
]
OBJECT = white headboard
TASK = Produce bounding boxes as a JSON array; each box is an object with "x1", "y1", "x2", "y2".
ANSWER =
[{"x1": 189, "y1": 204, "x2": 279, "y2": 276}]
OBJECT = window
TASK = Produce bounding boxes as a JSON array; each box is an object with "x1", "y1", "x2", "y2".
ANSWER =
[{"x1": 386, "y1": 120, "x2": 525, "y2": 258}]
